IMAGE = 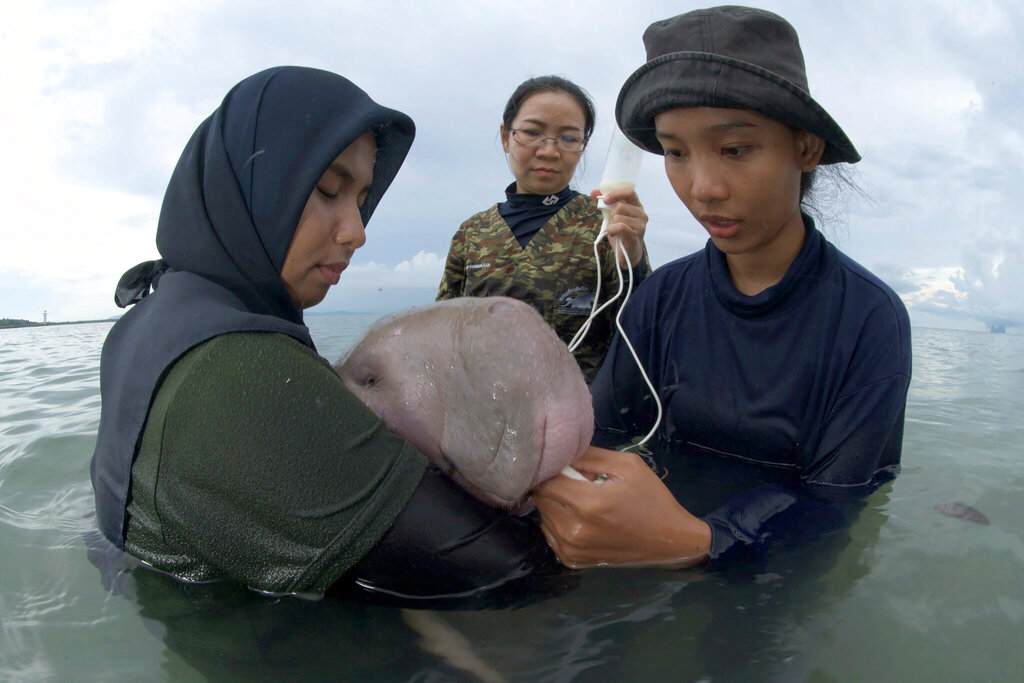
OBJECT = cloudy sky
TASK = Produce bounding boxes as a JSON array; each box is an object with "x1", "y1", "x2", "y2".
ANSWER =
[{"x1": 1, "y1": 0, "x2": 1021, "y2": 332}]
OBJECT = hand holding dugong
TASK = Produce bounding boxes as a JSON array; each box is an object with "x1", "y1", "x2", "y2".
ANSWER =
[{"x1": 334, "y1": 297, "x2": 593, "y2": 508}]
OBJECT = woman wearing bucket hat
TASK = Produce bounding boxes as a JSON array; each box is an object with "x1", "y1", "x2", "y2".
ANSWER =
[
  {"x1": 436, "y1": 75, "x2": 651, "y2": 383},
  {"x1": 533, "y1": 7, "x2": 911, "y2": 568}
]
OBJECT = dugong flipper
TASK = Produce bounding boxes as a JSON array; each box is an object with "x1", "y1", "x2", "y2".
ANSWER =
[{"x1": 334, "y1": 297, "x2": 593, "y2": 508}]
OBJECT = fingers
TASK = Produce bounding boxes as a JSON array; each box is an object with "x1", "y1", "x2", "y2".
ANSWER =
[
  {"x1": 532, "y1": 478, "x2": 573, "y2": 507},
  {"x1": 603, "y1": 201, "x2": 646, "y2": 230},
  {"x1": 535, "y1": 492, "x2": 591, "y2": 569},
  {"x1": 603, "y1": 199, "x2": 647, "y2": 238},
  {"x1": 534, "y1": 448, "x2": 635, "y2": 496},
  {"x1": 538, "y1": 517, "x2": 583, "y2": 569},
  {"x1": 604, "y1": 201, "x2": 647, "y2": 267},
  {"x1": 606, "y1": 214, "x2": 646, "y2": 239},
  {"x1": 535, "y1": 445, "x2": 711, "y2": 569},
  {"x1": 533, "y1": 467, "x2": 595, "y2": 506},
  {"x1": 590, "y1": 188, "x2": 648, "y2": 245},
  {"x1": 595, "y1": 187, "x2": 641, "y2": 206},
  {"x1": 574, "y1": 445, "x2": 632, "y2": 472},
  {"x1": 533, "y1": 449, "x2": 654, "y2": 510},
  {"x1": 606, "y1": 200, "x2": 646, "y2": 219}
]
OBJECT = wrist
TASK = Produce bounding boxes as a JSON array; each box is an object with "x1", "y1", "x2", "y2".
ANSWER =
[
  {"x1": 629, "y1": 248, "x2": 644, "y2": 268},
  {"x1": 611, "y1": 243, "x2": 643, "y2": 269},
  {"x1": 669, "y1": 505, "x2": 712, "y2": 565}
]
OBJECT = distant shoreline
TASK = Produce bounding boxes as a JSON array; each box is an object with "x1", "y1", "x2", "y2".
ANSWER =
[
  {"x1": 2, "y1": 315, "x2": 1018, "y2": 336},
  {"x1": 0, "y1": 319, "x2": 116, "y2": 330},
  {"x1": 0, "y1": 310, "x2": 379, "y2": 330}
]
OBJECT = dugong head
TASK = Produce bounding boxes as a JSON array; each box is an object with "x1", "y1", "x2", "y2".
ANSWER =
[{"x1": 334, "y1": 297, "x2": 593, "y2": 508}]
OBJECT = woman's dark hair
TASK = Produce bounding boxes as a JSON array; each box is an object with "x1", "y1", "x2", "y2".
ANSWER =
[
  {"x1": 801, "y1": 164, "x2": 869, "y2": 238},
  {"x1": 502, "y1": 76, "x2": 596, "y2": 141}
]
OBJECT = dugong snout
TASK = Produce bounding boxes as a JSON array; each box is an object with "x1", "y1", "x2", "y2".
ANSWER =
[{"x1": 334, "y1": 297, "x2": 594, "y2": 508}]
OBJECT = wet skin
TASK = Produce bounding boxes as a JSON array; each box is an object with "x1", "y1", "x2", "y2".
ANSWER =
[{"x1": 335, "y1": 297, "x2": 594, "y2": 508}]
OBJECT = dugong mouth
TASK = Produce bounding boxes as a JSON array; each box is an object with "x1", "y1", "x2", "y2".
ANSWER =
[
  {"x1": 445, "y1": 415, "x2": 543, "y2": 510},
  {"x1": 493, "y1": 413, "x2": 546, "y2": 508}
]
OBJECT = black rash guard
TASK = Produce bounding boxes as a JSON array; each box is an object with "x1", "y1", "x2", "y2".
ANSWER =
[{"x1": 590, "y1": 216, "x2": 911, "y2": 559}]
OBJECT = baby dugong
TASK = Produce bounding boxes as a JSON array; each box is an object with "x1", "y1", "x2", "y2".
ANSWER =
[{"x1": 334, "y1": 297, "x2": 593, "y2": 508}]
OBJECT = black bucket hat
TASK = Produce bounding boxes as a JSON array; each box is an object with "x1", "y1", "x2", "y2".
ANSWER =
[{"x1": 616, "y1": 5, "x2": 860, "y2": 164}]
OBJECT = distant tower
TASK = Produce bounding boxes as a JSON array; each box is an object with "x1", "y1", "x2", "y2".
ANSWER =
[{"x1": 43, "y1": 310, "x2": 48, "y2": 324}]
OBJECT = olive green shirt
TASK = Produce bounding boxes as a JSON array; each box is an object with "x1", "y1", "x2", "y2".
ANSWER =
[{"x1": 124, "y1": 332, "x2": 427, "y2": 593}]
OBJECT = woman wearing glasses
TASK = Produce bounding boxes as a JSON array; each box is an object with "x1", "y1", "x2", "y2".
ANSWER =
[{"x1": 436, "y1": 76, "x2": 650, "y2": 382}]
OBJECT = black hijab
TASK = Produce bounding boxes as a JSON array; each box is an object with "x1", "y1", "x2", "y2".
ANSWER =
[{"x1": 91, "y1": 67, "x2": 415, "y2": 548}]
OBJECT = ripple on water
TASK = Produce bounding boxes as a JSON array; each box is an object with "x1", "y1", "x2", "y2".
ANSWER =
[
  {"x1": 0, "y1": 423, "x2": 43, "y2": 438},
  {"x1": 0, "y1": 430, "x2": 97, "y2": 540},
  {"x1": 0, "y1": 323, "x2": 1022, "y2": 680},
  {"x1": 26, "y1": 364, "x2": 68, "y2": 379},
  {"x1": 0, "y1": 536, "x2": 113, "y2": 681},
  {"x1": 0, "y1": 486, "x2": 95, "y2": 541}
]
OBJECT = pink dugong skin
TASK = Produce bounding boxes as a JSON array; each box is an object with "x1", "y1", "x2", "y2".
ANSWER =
[{"x1": 334, "y1": 297, "x2": 593, "y2": 509}]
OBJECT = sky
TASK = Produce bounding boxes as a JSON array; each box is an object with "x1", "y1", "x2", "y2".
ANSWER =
[{"x1": 1, "y1": 0, "x2": 1021, "y2": 333}]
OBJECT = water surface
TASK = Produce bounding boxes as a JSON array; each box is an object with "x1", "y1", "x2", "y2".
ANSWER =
[{"x1": 1, "y1": 321, "x2": 1021, "y2": 680}]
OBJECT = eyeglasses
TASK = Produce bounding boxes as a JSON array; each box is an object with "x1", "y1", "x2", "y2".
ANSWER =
[{"x1": 511, "y1": 128, "x2": 586, "y2": 153}]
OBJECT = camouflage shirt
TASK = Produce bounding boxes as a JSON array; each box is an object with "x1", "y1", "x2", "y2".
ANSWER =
[{"x1": 436, "y1": 194, "x2": 650, "y2": 382}]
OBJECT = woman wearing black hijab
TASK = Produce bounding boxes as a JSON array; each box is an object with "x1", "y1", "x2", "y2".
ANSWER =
[{"x1": 91, "y1": 67, "x2": 549, "y2": 597}]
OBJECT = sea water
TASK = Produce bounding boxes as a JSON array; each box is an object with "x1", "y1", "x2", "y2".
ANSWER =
[{"x1": 1, "y1": 319, "x2": 1022, "y2": 681}]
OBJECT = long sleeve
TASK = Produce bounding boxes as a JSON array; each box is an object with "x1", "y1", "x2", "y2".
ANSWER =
[
  {"x1": 697, "y1": 300, "x2": 912, "y2": 559},
  {"x1": 801, "y1": 301, "x2": 911, "y2": 487},
  {"x1": 126, "y1": 332, "x2": 428, "y2": 593}
]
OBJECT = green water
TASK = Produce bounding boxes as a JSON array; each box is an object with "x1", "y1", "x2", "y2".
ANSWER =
[{"x1": 1, "y1": 320, "x2": 1022, "y2": 680}]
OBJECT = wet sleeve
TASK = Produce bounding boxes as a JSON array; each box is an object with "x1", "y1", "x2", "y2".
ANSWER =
[
  {"x1": 436, "y1": 226, "x2": 468, "y2": 300},
  {"x1": 701, "y1": 483, "x2": 866, "y2": 560},
  {"x1": 703, "y1": 303, "x2": 912, "y2": 560},
  {"x1": 703, "y1": 379, "x2": 909, "y2": 560},
  {"x1": 150, "y1": 333, "x2": 427, "y2": 593},
  {"x1": 802, "y1": 304, "x2": 912, "y2": 486},
  {"x1": 339, "y1": 466, "x2": 561, "y2": 603}
]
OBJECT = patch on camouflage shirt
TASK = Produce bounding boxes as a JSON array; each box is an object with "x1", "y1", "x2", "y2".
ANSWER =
[{"x1": 556, "y1": 285, "x2": 596, "y2": 316}]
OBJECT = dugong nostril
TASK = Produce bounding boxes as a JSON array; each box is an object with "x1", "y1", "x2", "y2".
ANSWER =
[{"x1": 487, "y1": 300, "x2": 515, "y2": 315}]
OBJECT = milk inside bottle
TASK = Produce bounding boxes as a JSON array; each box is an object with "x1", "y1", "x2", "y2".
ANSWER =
[{"x1": 597, "y1": 126, "x2": 644, "y2": 211}]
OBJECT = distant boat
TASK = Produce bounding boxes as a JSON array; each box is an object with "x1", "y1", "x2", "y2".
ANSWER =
[{"x1": 990, "y1": 324, "x2": 1006, "y2": 334}]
